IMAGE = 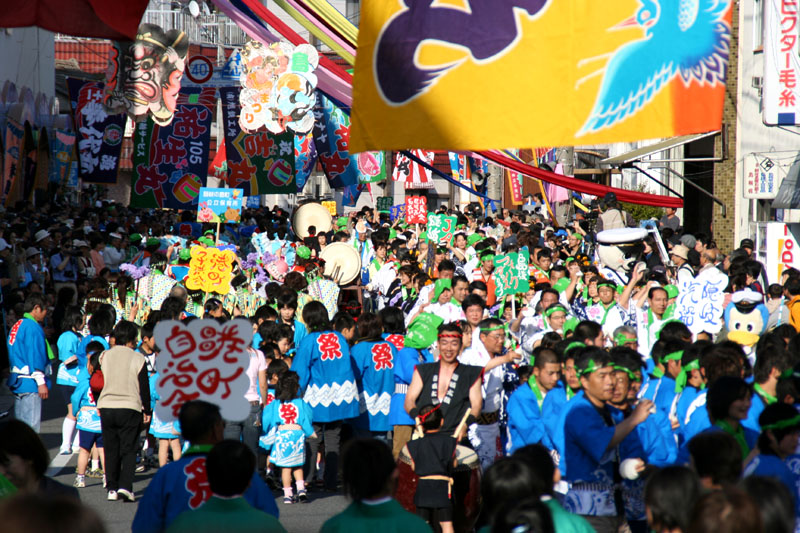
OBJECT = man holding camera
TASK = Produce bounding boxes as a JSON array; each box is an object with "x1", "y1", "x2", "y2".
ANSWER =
[{"x1": 50, "y1": 240, "x2": 79, "y2": 304}]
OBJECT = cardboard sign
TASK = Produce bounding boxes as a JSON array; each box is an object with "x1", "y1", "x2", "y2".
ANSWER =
[
  {"x1": 153, "y1": 319, "x2": 252, "y2": 422},
  {"x1": 197, "y1": 187, "x2": 244, "y2": 224},
  {"x1": 322, "y1": 201, "x2": 337, "y2": 216},
  {"x1": 377, "y1": 196, "x2": 393, "y2": 212},
  {"x1": 674, "y1": 267, "x2": 729, "y2": 334},
  {"x1": 185, "y1": 246, "x2": 236, "y2": 294},
  {"x1": 405, "y1": 195, "x2": 427, "y2": 224},
  {"x1": 493, "y1": 251, "x2": 531, "y2": 297},
  {"x1": 390, "y1": 204, "x2": 405, "y2": 222},
  {"x1": 427, "y1": 213, "x2": 457, "y2": 243}
]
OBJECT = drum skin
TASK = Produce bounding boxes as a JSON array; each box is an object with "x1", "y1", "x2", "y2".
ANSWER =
[
  {"x1": 396, "y1": 444, "x2": 482, "y2": 533},
  {"x1": 292, "y1": 202, "x2": 333, "y2": 239},
  {"x1": 319, "y1": 242, "x2": 361, "y2": 285}
]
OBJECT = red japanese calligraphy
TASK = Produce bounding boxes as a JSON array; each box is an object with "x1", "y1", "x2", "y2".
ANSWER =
[
  {"x1": 279, "y1": 402, "x2": 299, "y2": 425},
  {"x1": 243, "y1": 132, "x2": 275, "y2": 158},
  {"x1": 164, "y1": 325, "x2": 197, "y2": 358},
  {"x1": 371, "y1": 342, "x2": 394, "y2": 371},
  {"x1": 266, "y1": 392, "x2": 275, "y2": 405},
  {"x1": 161, "y1": 388, "x2": 201, "y2": 418},
  {"x1": 152, "y1": 136, "x2": 186, "y2": 165},
  {"x1": 134, "y1": 164, "x2": 168, "y2": 206},
  {"x1": 173, "y1": 106, "x2": 210, "y2": 139},
  {"x1": 196, "y1": 324, "x2": 248, "y2": 363},
  {"x1": 184, "y1": 457, "x2": 212, "y2": 509},
  {"x1": 334, "y1": 124, "x2": 349, "y2": 153},
  {"x1": 385, "y1": 334, "x2": 404, "y2": 351},
  {"x1": 226, "y1": 159, "x2": 258, "y2": 189},
  {"x1": 7, "y1": 320, "x2": 21, "y2": 346},
  {"x1": 318, "y1": 333, "x2": 343, "y2": 361},
  {"x1": 319, "y1": 152, "x2": 350, "y2": 176},
  {"x1": 196, "y1": 367, "x2": 244, "y2": 399}
]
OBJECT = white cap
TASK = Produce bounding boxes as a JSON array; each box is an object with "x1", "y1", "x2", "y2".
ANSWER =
[
  {"x1": 34, "y1": 229, "x2": 50, "y2": 242},
  {"x1": 731, "y1": 289, "x2": 763, "y2": 304}
]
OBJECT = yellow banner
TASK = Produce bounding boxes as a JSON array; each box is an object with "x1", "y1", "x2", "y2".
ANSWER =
[
  {"x1": 350, "y1": 0, "x2": 732, "y2": 152},
  {"x1": 186, "y1": 246, "x2": 236, "y2": 294}
]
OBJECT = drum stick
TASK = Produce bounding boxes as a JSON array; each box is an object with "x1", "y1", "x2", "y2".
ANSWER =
[{"x1": 453, "y1": 408, "x2": 471, "y2": 440}]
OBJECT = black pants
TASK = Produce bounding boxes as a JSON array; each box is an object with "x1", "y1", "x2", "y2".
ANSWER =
[
  {"x1": 305, "y1": 421, "x2": 341, "y2": 489},
  {"x1": 100, "y1": 408, "x2": 142, "y2": 492}
]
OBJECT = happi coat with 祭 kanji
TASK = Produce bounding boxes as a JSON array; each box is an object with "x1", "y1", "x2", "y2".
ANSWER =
[
  {"x1": 293, "y1": 330, "x2": 359, "y2": 422},
  {"x1": 351, "y1": 340, "x2": 398, "y2": 432},
  {"x1": 132, "y1": 445, "x2": 279, "y2": 533},
  {"x1": 7, "y1": 315, "x2": 51, "y2": 394},
  {"x1": 259, "y1": 397, "x2": 315, "y2": 467}
]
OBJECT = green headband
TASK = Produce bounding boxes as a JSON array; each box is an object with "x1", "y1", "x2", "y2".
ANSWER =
[
  {"x1": 614, "y1": 333, "x2": 635, "y2": 346},
  {"x1": 612, "y1": 364, "x2": 640, "y2": 382},
  {"x1": 571, "y1": 233, "x2": 583, "y2": 241},
  {"x1": 662, "y1": 350, "x2": 684, "y2": 364},
  {"x1": 674, "y1": 358, "x2": 701, "y2": 393},
  {"x1": 480, "y1": 324, "x2": 506, "y2": 333},
  {"x1": 544, "y1": 304, "x2": 568, "y2": 317},
  {"x1": 481, "y1": 253, "x2": 495, "y2": 262},
  {"x1": 565, "y1": 341, "x2": 586, "y2": 354},
  {"x1": 762, "y1": 414, "x2": 800, "y2": 432},
  {"x1": 577, "y1": 358, "x2": 610, "y2": 377}
]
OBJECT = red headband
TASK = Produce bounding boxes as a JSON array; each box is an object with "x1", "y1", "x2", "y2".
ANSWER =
[
  {"x1": 438, "y1": 332, "x2": 462, "y2": 339},
  {"x1": 419, "y1": 404, "x2": 442, "y2": 423}
]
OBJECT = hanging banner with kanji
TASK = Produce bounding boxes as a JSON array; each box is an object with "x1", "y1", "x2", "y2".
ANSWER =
[
  {"x1": 405, "y1": 195, "x2": 427, "y2": 224},
  {"x1": 494, "y1": 251, "x2": 531, "y2": 297},
  {"x1": 153, "y1": 318, "x2": 252, "y2": 422},
  {"x1": 66, "y1": 78, "x2": 125, "y2": 184},
  {"x1": 448, "y1": 153, "x2": 470, "y2": 182},
  {"x1": 313, "y1": 92, "x2": 386, "y2": 189},
  {"x1": 427, "y1": 213, "x2": 457, "y2": 244},
  {"x1": 322, "y1": 200, "x2": 337, "y2": 215},
  {"x1": 130, "y1": 93, "x2": 214, "y2": 209},
  {"x1": 393, "y1": 149, "x2": 434, "y2": 189},
  {"x1": 185, "y1": 246, "x2": 236, "y2": 294},
  {"x1": 350, "y1": 1, "x2": 732, "y2": 152},
  {"x1": 49, "y1": 129, "x2": 76, "y2": 185},
  {"x1": 219, "y1": 86, "x2": 296, "y2": 196},
  {"x1": 197, "y1": 187, "x2": 244, "y2": 223},
  {"x1": 294, "y1": 131, "x2": 317, "y2": 192}
]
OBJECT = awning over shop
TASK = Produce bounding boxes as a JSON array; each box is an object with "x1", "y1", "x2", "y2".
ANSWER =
[
  {"x1": 600, "y1": 131, "x2": 720, "y2": 166},
  {"x1": 0, "y1": 0, "x2": 150, "y2": 40}
]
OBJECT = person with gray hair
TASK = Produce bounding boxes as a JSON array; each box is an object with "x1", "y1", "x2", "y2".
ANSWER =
[{"x1": 612, "y1": 325, "x2": 638, "y2": 351}]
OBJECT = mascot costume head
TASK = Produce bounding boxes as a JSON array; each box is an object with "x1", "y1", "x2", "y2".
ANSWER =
[
  {"x1": 724, "y1": 289, "x2": 769, "y2": 362},
  {"x1": 595, "y1": 228, "x2": 648, "y2": 285}
]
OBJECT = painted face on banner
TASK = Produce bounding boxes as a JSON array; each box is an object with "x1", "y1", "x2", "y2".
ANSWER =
[{"x1": 105, "y1": 24, "x2": 189, "y2": 126}]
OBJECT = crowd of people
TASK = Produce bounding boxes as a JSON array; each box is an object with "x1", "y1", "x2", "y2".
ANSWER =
[{"x1": 0, "y1": 192, "x2": 798, "y2": 533}]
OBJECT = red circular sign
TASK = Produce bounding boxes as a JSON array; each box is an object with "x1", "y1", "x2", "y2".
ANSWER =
[{"x1": 186, "y1": 56, "x2": 213, "y2": 84}]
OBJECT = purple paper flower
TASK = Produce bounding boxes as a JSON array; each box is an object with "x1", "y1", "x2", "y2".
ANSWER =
[
  {"x1": 254, "y1": 265, "x2": 268, "y2": 285},
  {"x1": 242, "y1": 252, "x2": 259, "y2": 270}
]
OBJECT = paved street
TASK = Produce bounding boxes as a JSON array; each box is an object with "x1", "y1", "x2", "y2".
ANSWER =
[{"x1": 39, "y1": 395, "x2": 347, "y2": 533}]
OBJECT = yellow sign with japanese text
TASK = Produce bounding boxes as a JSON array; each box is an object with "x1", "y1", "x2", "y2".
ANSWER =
[{"x1": 186, "y1": 246, "x2": 236, "y2": 294}]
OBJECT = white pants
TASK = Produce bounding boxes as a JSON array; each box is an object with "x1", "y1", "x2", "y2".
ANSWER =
[{"x1": 468, "y1": 422, "x2": 501, "y2": 471}]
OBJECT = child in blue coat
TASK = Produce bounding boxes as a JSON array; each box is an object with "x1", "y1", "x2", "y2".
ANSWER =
[
  {"x1": 260, "y1": 371, "x2": 315, "y2": 504},
  {"x1": 149, "y1": 369, "x2": 182, "y2": 467},
  {"x1": 71, "y1": 349, "x2": 105, "y2": 488}
]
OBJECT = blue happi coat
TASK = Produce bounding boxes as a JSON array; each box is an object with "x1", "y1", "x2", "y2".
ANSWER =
[
  {"x1": 7, "y1": 317, "x2": 50, "y2": 394},
  {"x1": 351, "y1": 340, "x2": 398, "y2": 432},
  {"x1": 293, "y1": 331, "x2": 359, "y2": 422},
  {"x1": 131, "y1": 446, "x2": 279, "y2": 533}
]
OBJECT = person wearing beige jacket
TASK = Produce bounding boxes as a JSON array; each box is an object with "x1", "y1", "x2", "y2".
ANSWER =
[{"x1": 98, "y1": 320, "x2": 151, "y2": 503}]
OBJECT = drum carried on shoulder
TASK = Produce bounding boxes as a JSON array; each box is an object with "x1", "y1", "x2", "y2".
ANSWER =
[{"x1": 396, "y1": 444, "x2": 482, "y2": 533}]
